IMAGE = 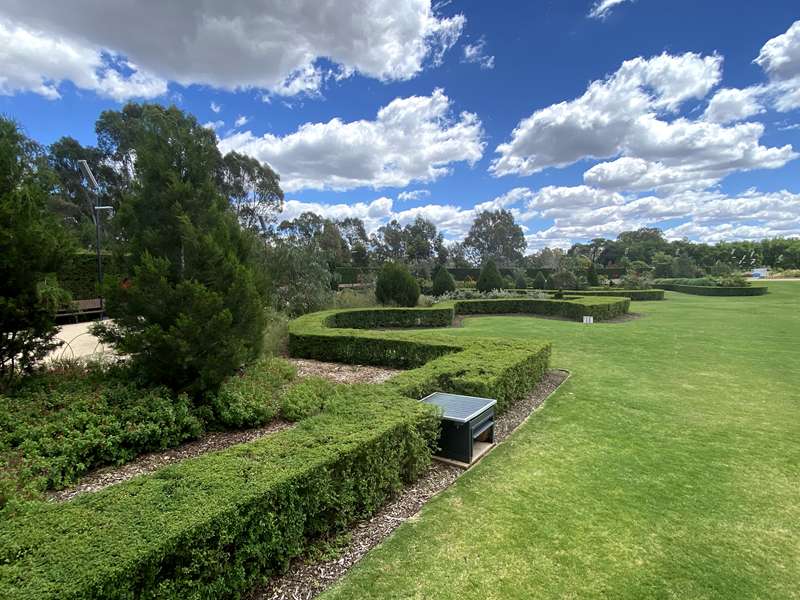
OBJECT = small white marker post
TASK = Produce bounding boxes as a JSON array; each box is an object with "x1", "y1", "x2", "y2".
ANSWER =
[{"x1": 582, "y1": 315, "x2": 594, "y2": 324}]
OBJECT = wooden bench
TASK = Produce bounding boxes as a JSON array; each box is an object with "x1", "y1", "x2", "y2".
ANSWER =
[{"x1": 57, "y1": 298, "x2": 103, "y2": 323}]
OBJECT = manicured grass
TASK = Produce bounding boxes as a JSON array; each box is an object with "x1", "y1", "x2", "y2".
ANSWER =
[{"x1": 323, "y1": 282, "x2": 800, "y2": 599}]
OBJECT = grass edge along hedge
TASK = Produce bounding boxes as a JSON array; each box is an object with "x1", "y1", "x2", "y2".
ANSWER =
[
  {"x1": 0, "y1": 387, "x2": 439, "y2": 600},
  {"x1": 655, "y1": 283, "x2": 768, "y2": 296}
]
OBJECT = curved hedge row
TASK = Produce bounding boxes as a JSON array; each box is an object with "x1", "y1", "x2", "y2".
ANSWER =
[
  {"x1": 656, "y1": 283, "x2": 768, "y2": 296},
  {"x1": 5, "y1": 296, "x2": 616, "y2": 598},
  {"x1": 0, "y1": 388, "x2": 438, "y2": 599},
  {"x1": 453, "y1": 297, "x2": 630, "y2": 320},
  {"x1": 289, "y1": 307, "x2": 551, "y2": 412},
  {"x1": 574, "y1": 289, "x2": 665, "y2": 301}
]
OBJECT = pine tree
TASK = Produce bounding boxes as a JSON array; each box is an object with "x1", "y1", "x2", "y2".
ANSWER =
[
  {"x1": 93, "y1": 105, "x2": 269, "y2": 395},
  {"x1": 431, "y1": 265, "x2": 456, "y2": 296},
  {"x1": 476, "y1": 258, "x2": 505, "y2": 292}
]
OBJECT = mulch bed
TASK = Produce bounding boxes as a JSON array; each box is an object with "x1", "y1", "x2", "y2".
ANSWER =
[
  {"x1": 249, "y1": 369, "x2": 570, "y2": 600},
  {"x1": 288, "y1": 358, "x2": 401, "y2": 384},
  {"x1": 47, "y1": 420, "x2": 293, "y2": 502}
]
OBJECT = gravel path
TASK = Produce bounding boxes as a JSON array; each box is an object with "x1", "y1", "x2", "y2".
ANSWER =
[
  {"x1": 47, "y1": 420, "x2": 293, "y2": 502},
  {"x1": 250, "y1": 369, "x2": 570, "y2": 600},
  {"x1": 288, "y1": 358, "x2": 401, "y2": 384}
]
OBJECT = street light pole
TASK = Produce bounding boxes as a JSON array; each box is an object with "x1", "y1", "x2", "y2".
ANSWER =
[{"x1": 78, "y1": 160, "x2": 112, "y2": 318}]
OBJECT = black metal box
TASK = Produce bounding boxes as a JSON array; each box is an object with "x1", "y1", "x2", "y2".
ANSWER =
[{"x1": 421, "y1": 392, "x2": 496, "y2": 465}]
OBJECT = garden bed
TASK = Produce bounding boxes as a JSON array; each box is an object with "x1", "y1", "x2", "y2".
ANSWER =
[
  {"x1": 47, "y1": 419, "x2": 293, "y2": 502},
  {"x1": 288, "y1": 358, "x2": 401, "y2": 385},
  {"x1": 250, "y1": 369, "x2": 569, "y2": 600}
]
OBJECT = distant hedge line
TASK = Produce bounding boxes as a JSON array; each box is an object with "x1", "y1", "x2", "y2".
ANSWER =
[
  {"x1": 0, "y1": 387, "x2": 439, "y2": 599},
  {"x1": 577, "y1": 289, "x2": 665, "y2": 301},
  {"x1": 656, "y1": 283, "x2": 768, "y2": 296}
]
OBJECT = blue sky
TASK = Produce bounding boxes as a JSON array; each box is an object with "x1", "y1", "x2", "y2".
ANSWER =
[{"x1": 1, "y1": 0, "x2": 799, "y2": 249}]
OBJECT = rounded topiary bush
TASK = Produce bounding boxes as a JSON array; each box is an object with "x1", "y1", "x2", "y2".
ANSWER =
[
  {"x1": 376, "y1": 262, "x2": 420, "y2": 307},
  {"x1": 550, "y1": 270, "x2": 578, "y2": 290},
  {"x1": 431, "y1": 265, "x2": 456, "y2": 296},
  {"x1": 477, "y1": 259, "x2": 505, "y2": 292}
]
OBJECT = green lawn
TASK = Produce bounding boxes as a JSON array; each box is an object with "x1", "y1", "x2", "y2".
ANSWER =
[{"x1": 323, "y1": 282, "x2": 800, "y2": 599}]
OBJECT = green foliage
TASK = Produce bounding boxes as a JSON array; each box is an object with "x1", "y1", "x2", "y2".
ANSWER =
[
  {"x1": 513, "y1": 270, "x2": 529, "y2": 289},
  {"x1": 0, "y1": 388, "x2": 438, "y2": 599},
  {"x1": 476, "y1": 259, "x2": 505, "y2": 292},
  {"x1": 328, "y1": 307, "x2": 454, "y2": 330},
  {"x1": 578, "y1": 289, "x2": 665, "y2": 301},
  {"x1": 266, "y1": 239, "x2": 334, "y2": 316},
  {"x1": 655, "y1": 282, "x2": 767, "y2": 296},
  {"x1": 432, "y1": 264, "x2": 457, "y2": 296},
  {"x1": 453, "y1": 297, "x2": 630, "y2": 321},
  {"x1": 619, "y1": 272, "x2": 654, "y2": 290},
  {"x1": 92, "y1": 105, "x2": 269, "y2": 395},
  {"x1": 280, "y1": 377, "x2": 342, "y2": 421},
  {"x1": 464, "y1": 209, "x2": 526, "y2": 265},
  {"x1": 0, "y1": 362, "x2": 202, "y2": 506},
  {"x1": 288, "y1": 306, "x2": 553, "y2": 414},
  {"x1": 262, "y1": 308, "x2": 290, "y2": 356},
  {"x1": 532, "y1": 271, "x2": 548, "y2": 290},
  {"x1": 549, "y1": 270, "x2": 579, "y2": 290},
  {"x1": 375, "y1": 262, "x2": 420, "y2": 307},
  {"x1": 209, "y1": 358, "x2": 295, "y2": 429},
  {"x1": 58, "y1": 252, "x2": 123, "y2": 300},
  {"x1": 586, "y1": 264, "x2": 599, "y2": 286},
  {"x1": 0, "y1": 118, "x2": 73, "y2": 381},
  {"x1": 334, "y1": 288, "x2": 377, "y2": 309}
]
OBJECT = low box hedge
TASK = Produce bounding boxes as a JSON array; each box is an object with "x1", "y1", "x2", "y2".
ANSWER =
[
  {"x1": 655, "y1": 283, "x2": 768, "y2": 296},
  {"x1": 451, "y1": 296, "x2": 630, "y2": 321},
  {"x1": 326, "y1": 307, "x2": 454, "y2": 329},
  {"x1": 574, "y1": 289, "x2": 665, "y2": 301},
  {"x1": 0, "y1": 387, "x2": 439, "y2": 599}
]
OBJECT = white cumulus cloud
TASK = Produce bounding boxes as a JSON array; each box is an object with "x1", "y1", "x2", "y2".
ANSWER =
[
  {"x1": 219, "y1": 89, "x2": 484, "y2": 192},
  {"x1": 0, "y1": 0, "x2": 465, "y2": 98}
]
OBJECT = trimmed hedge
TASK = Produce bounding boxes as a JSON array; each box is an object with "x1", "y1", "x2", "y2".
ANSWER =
[
  {"x1": 59, "y1": 252, "x2": 123, "y2": 300},
  {"x1": 452, "y1": 297, "x2": 630, "y2": 321},
  {"x1": 655, "y1": 283, "x2": 768, "y2": 296},
  {"x1": 575, "y1": 289, "x2": 665, "y2": 301},
  {"x1": 327, "y1": 307, "x2": 454, "y2": 329},
  {"x1": 289, "y1": 308, "x2": 551, "y2": 414},
  {"x1": 0, "y1": 387, "x2": 439, "y2": 599}
]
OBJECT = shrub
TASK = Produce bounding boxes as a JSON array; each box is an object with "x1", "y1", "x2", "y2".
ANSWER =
[
  {"x1": 375, "y1": 262, "x2": 420, "y2": 307},
  {"x1": 620, "y1": 272, "x2": 653, "y2": 290},
  {"x1": 93, "y1": 106, "x2": 269, "y2": 395},
  {"x1": 513, "y1": 271, "x2": 528, "y2": 289},
  {"x1": 476, "y1": 259, "x2": 505, "y2": 292},
  {"x1": 0, "y1": 388, "x2": 438, "y2": 599},
  {"x1": 549, "y1": 270, "x2": 578, "y2": 290},
  {"x1": 0, "y1": 362, "x2": 202, "y2": 505},
  {"x1": 209, "y1": 358, "x2": 296, "y2": 429},
  {"x1": 453, "y1": 297, "x2": 630, "y2": 321},
  {"x1": 575, "y1": 289, "x2": 665, "y2": 301},
  {"x1": 431, "y1": 265, "x2": 456, "y2": 296},
  {"x1": 280, "y1": 376, "x2": 341, "y2": 421},
  {"x1": 335, "y1": 288, "x2": 377, "y2": 309},
  {"x1": 0, "y1": 118, "x2": 73, "y2": 382},
  {"x1": 532, "y1": 272, "x2": 548, "y2": 290},
  {"x1": 654, "y1": 283, "x2": 767, "y2": 296}
]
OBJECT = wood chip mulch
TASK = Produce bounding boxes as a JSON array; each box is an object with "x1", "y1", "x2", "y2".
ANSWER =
[
  {"x1": 47, "y1": 420, "x2": 294, "y2": 502},
  {"x1": 288, "y1": 358, "x2": 401, "y2": 384},
  {"x1": 249, "y1": 368, "x2": 570, "y2": 600}
]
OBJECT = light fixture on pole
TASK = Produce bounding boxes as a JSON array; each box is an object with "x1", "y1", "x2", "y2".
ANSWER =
[{"x1": 78, "y1": 159, "x2": 112, "y2": 318}]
